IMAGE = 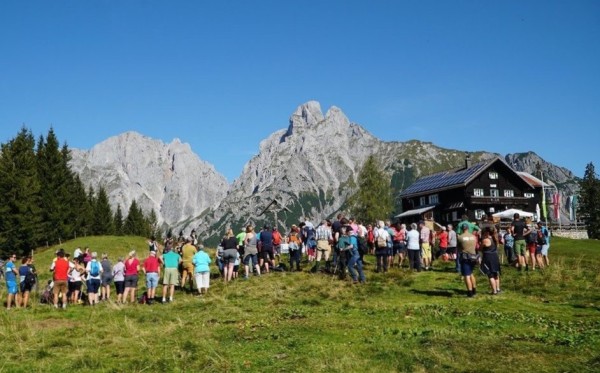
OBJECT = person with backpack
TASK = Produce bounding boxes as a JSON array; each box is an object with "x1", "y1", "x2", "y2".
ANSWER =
[
  {"x1": 374, "y1": 220, "x2": 390, "y2": 273},
  {"x1": 534, "y1": 222, "x2": 548, "y2": 269},
  {"x1": 86, "y1": 252, "x2": 103, "y2": 306},
  {"x1": 272, "y1": 227, "x2": 282, "y2": 266},
  {"x1": 288, "y1": 225, "x2": 302, "y2": 272},
  {"x1": 526, "y1": 226, "x2": 539, "y2": 271},
  {"x1": 19, "y1": 257, "x2": 36, "y2": 308}
]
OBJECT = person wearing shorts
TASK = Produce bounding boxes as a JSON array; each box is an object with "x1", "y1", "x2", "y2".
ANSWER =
[
  {"x1": 511, "y1": 213, "x2": 530, "y2": 271},
  {"x1": 457, "y1": 226, "x2": 478, "y2": 298},
  {"x1": 123, "y1": 251, "x2": 140, "y2": 304},
  {"x1": 5, "y1": 254, "x2": 19, "y2": 309},
  {"x1": 221, "y1": 228, "x2": 239, "y2": 282},
  {"x1": 161, "y1": 247, "x2": 181, "y2": 303},
  {"x1": 50, "y1": 249, "x2": 72, "y2": 309},
  {"x1": 68, "y1": 257, "x2": 84, "y2": 304},
  {"x1": 143, "y1": 250, "x2": 160, "y2": 305},
  {"x1": 86, "y1": 252, "x2": 103, "y2": 306},
  {"x1": 243, "y1": 225, "x2": 260, "y2": 279},
  {"x1": 112, "y1": 257, "x2": 126, "y2": 304},
  {"x1": 180, "y1": 237, "x2": 197, "y2": 291}
]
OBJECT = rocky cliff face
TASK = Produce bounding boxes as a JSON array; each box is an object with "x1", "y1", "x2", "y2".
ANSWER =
[
  {"x1": 69, "y1": 131, "x2": 229, "y2": 228},
  {"x1": 69, "y1": 103, "x2": 579, "y2": 243}
]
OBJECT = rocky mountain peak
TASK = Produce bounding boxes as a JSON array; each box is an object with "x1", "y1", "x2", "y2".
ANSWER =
[{"x1": 285, "y1": 101, "x2": 325, "y2": 136}]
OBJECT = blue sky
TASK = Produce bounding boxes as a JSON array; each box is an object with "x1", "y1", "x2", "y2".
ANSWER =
[{"x1": 1, "y1": 1, "x2": 598, "y2": 181}]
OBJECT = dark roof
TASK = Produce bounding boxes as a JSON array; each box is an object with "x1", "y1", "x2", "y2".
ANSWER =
[{"x1": 399, "y1": 156, "x2": 536, "y2": 198}]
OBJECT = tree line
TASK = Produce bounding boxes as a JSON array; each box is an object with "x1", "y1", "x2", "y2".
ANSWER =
[{"x1": 0, "y1": 128, "x2": 160, "y2": 258}]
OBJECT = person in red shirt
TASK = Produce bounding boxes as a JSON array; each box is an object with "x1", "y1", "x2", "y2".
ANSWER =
[
  {"x1": 123, "y1": 251, "x2": 140, "y2": 304},
  {"x1": 438, "y1": 227, "x2": 449, "y2": 261},
  {"x1": 143, "y1": 251, "x2": 160, "y2": 305},
  {"x1": 50, "y1": 249, "x2": 72, "y2": 309}
]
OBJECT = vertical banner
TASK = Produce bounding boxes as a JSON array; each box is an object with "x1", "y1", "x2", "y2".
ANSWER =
[
  {"x1": 568, "y1": 196, "x2": 574, "y2": 221},
  {"x1": 553, "y1": 193, "x2": 560, "y2": 220}
]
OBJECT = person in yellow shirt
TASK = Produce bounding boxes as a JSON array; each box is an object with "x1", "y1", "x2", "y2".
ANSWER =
[{"x1": 180, "y1": 237, "x2": 197, "y2": 292}]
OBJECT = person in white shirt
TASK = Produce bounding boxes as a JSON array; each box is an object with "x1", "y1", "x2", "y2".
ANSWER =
[
  {"x1": 374, "y1": 220, "x2": 391, "y2": 273},
  {"x1": 406, "y1": 223, "x2": 421, "y2": 272}
]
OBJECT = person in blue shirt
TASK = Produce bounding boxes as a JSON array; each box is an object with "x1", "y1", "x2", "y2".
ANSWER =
[
  {"x1": 345, "y1": 226, "x2": 366, "y2": 284},
  {"x1": 5, "y1": 254, "x2": 19, "y2": 309},
  {"x1": 192, "y1": 246, "x2": 212, "y2": 295}
]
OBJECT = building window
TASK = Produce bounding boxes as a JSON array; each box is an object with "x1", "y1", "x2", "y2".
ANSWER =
[
  {"x1": 419, "y1": 196, "x2": 426, "y2": 206},
  {"x1": 452, "y1": 211, "x2": 458, "y2": 221},
  {"x1": 473, "y1": 188, "x2": 484, "y2": 197},
  {"x1": 475, "y1": 209, "x2": 485, "y2": 220},
  {"x1": 524, "y1": 193, "x2": 535, "y2": 198},
  {"x1": 489, "y1": 172, "x2": 499, "y2": 180},
  {"x1": 490, "y1": 189, "x2": 500, "y2": 197},
  {"x1": 428, "y1": 194, "x2": 439, "y2": 204},
  {"x1": 504, "y1": 189, "x2": 514, "y2": 197}
]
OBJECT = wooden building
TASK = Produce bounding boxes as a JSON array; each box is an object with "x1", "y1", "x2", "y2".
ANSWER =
[{"x1": 397, "y1": 156, "x2": 543, "y2": 224}]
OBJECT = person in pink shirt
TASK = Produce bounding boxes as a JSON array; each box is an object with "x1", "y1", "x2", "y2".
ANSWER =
[{"x1": 123, "y1": 250, "x2": 140, "y2": 304}]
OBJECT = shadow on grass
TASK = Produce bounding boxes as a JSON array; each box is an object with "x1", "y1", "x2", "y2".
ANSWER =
[{"x1": 410, "y1": 289, "x2": 454, "y2": 297}]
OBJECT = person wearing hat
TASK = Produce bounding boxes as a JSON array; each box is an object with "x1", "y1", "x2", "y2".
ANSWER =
[
  {"x1": 143, "y1": 250, "x2": 160, "y2": 305},
  {"x1": 438, "y1": 226, "x2": 449, "y2": 261}
]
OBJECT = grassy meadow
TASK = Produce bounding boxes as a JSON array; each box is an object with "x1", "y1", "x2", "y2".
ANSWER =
[{"x1": 0, "y1": 236, "x2": 599, "y2": 372}]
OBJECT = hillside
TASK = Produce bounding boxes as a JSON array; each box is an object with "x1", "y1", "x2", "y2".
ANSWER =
[{"x1": 1, "y1": 235, "x2": 599, "y2": 372}]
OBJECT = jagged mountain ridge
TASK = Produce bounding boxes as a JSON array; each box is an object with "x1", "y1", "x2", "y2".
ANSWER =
[
  {"x1": 69, "y1": 102, "x2": 579, "y2": 243},
  {"x1": 69, "y1": 132, "x2": 229, "y2": 228}
]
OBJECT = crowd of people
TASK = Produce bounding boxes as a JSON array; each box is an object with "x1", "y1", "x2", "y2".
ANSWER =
[{"x1": 1, "y1": 212, "x2": 551, "y2": 309}]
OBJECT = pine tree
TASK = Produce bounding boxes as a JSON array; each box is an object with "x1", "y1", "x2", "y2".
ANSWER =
[
  {"x1": 123, "y1": 200, "x2": 146, "y2": 236},
  {"x1": 578, "y1": 162, "x2": 600, "y2": 239},
  {"x1": 0, "y1": 128, "x2": 43, "y2": 256},
  {"x1": 348, "y1": 155, "x2": 393, "y2": 225},
  {"x1": 70, "y1": 175, "x2": 93, "y2": 238},
  {"x1": 37, "y1": 128, "x2": 74, "y2": 244},
  {"x1": 114, "y1": 204, "x2": 124, "y2": 236},
  {"x1": 147, "y1": 209, "x2": 160, "y2": 239},
  {"x1": 93, "y1": 186, "x2": 114, "y2": 235}
]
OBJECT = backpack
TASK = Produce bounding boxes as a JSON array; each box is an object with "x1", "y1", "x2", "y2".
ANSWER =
[
  {"x1": 149, "y1": 242, "x2": 158, "y2": 252},
  {"x1": 526, "y1": 231, "x2": 537, "y2": 245},
  {"x1": 272, "y1": 231, "x2": 282, "y2": 245},
  {"x1": 90, "y1": 261, "x2": 100, "y2": 277},
  {"x1": 24, "y1": 271, "x2": 36, "y2": 288},
  {"x1": 376, "y1": 230, "x2": 387, "y2": 248}
]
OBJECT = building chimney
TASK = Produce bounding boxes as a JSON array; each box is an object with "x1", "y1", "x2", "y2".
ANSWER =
[{"x1": 465, "y1": 153, "x2": 472, "y2": 169}]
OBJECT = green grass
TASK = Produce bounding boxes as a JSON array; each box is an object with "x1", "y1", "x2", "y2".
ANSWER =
[{"x1": 1, "y1": 236, "x2": 599, "y2": 372}]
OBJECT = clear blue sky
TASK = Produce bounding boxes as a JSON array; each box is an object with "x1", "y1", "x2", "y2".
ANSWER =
[{"x1": 1, "y1": 1, "x2": 598, "y2": 181}]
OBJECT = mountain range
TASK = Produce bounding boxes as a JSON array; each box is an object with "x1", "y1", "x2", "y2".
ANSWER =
[{"x1": 68, "y1": 101, "x2": 579, "y2": 243}]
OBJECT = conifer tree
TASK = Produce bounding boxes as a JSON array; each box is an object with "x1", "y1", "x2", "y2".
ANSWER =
[
  {"x1": 578, "y1": 162, "x2": 600, "y2": 239},
  {"x1": 147, "y1": 209, "x2": 160, "y2": 239},
  {"x1": 114, "y1": 204, "x2": 124, "y2": 236},
  {"x1": 93, "y1": 186, "x2": 114, "y2": 235},
  {"x1": 70, "y1": 175, "x2": 93, "y2": 238},
  {"x1": 37, "y1": 128, "x2": 74, "y2": 243},
  {"x1": 0, "y1": 128, "x2": 43, "y2": 256},
  {"x1": 348, "y1": 155, "x2": 393, "y2": 225},
  {"x1": 124, "y1": 200, "x2": 146, "y2": 236}
]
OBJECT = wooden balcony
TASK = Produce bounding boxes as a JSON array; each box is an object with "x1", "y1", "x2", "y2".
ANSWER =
[{"x1": 468, "y1": 196, "x2": 531, "y2": 206}]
